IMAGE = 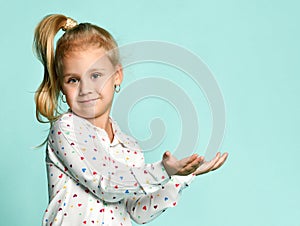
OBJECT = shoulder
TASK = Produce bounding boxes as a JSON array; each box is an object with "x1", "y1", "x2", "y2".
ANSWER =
[
  {"x1": 50, "y1": 111, "x2": 87, "y2": 136},
  {"x1": 48, "y1": 112, "x2": 93, "y2": 149},
  {"x1": 52, "y1": 112, "x2": 85, "y2": 127}
]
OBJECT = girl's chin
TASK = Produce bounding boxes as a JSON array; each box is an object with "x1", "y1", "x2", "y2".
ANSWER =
[{"x1": 71, "y1": 109, "x2": 106, "y2": 120}]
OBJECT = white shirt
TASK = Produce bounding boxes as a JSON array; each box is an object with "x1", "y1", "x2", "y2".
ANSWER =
[{"x1": 42, "y1": 112, "x2": 194, "y2": 226}]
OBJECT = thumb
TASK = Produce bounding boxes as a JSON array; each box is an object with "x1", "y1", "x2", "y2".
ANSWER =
[{"x1": 163, "y1": 151, "x2": 171, "y2": 160}]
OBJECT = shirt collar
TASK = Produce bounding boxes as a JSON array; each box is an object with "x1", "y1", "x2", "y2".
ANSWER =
[
  {"x1": 69, "y1": 111, "x2": 140, "y2": 151},
  {"x1": 109, "y1": 116, "x2": 141, "y2": 151}
]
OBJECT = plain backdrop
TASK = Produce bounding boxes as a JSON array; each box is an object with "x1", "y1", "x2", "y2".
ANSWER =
[{"x1": 0, "y1": 0, "x2": 299, "y2": 225}]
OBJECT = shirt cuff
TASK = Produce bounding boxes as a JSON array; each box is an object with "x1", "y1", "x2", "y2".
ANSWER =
[
  {"x1": 131, "y1": 161, "x2": 170, "y2": 194},
  {"x1": 171, "y1": 173, "x2": 195, "y2": 191}
]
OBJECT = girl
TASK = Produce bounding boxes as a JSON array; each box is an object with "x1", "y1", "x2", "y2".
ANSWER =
[{"x1": 33, "y1": 14, "x2": 228, "y2": 226}]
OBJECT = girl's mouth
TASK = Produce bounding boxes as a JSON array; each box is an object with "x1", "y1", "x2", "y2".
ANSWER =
[{"x1": 78, "y1": 98, "x2": 100, "y2": 103}]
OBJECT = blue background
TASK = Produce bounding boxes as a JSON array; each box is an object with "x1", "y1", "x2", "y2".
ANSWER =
[{"x1": 0, "y1": 0, "x2": 299, "y2": 225}]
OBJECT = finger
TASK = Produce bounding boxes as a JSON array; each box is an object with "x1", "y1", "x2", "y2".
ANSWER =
[
  {"x1": 180, "y1": 163, "x2": 198, "y2": 174},
  {"x1": 205, "y1": 152, "x2": 221, "y2": 170},
  {"x1": 177, "y1": 154, "x2": 199, "y2": 170},
  {"x1": 174, "y1": 154, "x2": 204, "y2": 175},
  {"x1": 185, "y1": 153, "x2": 199, "y2": 164},
  {"x1": 188, "y1": 155, "x2": 203, "y2": 167},
  {"x1": 212, "y1": 152, "x2": 228, "y2": 168},
  {"x1": 180, "y1": 156, "x2": 203, "y2": 174},
  {"x1": 198, "y1": 156, "x2": 205, "y2": 164},
  {"x1": 188, "y1": 155, "x2": 204, "y2": 166},
  {"x1": 194, "y1": 153, "x2": 221, "y2": 175},
  {"x1": 191, "y1": 156, "x2": 204, "y2": 168},
  {"x1": 211, "y1": 152, "x2": 228, "y2": 171}
]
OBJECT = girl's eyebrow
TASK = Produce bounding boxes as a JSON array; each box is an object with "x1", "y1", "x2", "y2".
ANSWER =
[
  {"x1": 63, "y1": 68, "x2": 106, "y2": 77},
  {"x1": 87, "y1": 68, "x2": 106, "y2": 73},
  {"x1": 63, "y1": 73, "x2": 78, "y2": 78}
]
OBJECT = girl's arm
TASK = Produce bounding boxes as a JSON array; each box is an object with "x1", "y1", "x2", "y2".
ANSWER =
[
  {"x1": 48, "y1": 113, "x2": 201, "y2": 202},
  {"x1": 125, "y1": 174, "x2": 195, "y2": 224},
  {"x1": 48, "y1": 114, "x2": 169, "y2": 202},
  {"x1": 126, "y1": 152, "x2": 229, "y2": 224}
]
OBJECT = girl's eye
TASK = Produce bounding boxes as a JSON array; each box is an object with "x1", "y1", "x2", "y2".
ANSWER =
[
  {"x1": 67, "y1": 78, "x2": 79, "y2": 84},
  {"x1": 91, "y1": 73, "x2": 102, "y2": 79}
]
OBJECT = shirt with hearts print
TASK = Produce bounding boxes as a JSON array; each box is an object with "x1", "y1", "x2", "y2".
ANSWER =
[{"x1": 42, "y1": 112, "x2": 195, "y2": 226}]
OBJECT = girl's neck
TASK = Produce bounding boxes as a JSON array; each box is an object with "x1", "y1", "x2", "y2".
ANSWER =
[{"x1": 87, "y1": 114, "x2": 114, "y2": 143}]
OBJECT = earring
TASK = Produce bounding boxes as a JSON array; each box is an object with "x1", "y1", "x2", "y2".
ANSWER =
[
  {"x1": 114, "y1": 84, "x2": 121, "y2": 93},
  {"x1": 61, "y1": 94, "x2": 67, "y2": 103}
]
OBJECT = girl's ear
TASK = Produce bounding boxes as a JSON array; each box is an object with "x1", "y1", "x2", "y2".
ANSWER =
[{"x1": 114, "y1": 64, "x2": 123, "y2": 85}]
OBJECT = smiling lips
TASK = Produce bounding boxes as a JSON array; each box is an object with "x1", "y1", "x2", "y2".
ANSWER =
[{"x1": 78, "y1": 98, "x2": 100, "y2": 103}]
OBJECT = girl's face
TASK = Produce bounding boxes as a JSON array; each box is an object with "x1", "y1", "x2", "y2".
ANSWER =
[{"x1": 61, "y1": 47, "x2": 122, "y2": 122}]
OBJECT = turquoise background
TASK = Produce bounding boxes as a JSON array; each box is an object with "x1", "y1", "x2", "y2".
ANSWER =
[{"x1": 0, "y1": 0, "x2": 299, "y2": 225}]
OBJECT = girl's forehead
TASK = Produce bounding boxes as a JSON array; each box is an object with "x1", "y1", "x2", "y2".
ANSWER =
[
  {"x1": 64, "y1": 47, "x2": 107, "y2": 59},
  {"x1": 62, "y1": 47, "x2": 113, "y2": 74}
]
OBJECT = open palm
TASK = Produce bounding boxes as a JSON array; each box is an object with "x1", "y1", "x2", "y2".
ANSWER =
[{"x1": 194, "y1": 152, "x2": 228, "y2": 176}]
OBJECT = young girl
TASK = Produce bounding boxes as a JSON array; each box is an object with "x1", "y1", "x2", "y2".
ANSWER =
[{"x1": 34, "y1": 14, "x2": 228, "y2": 226}]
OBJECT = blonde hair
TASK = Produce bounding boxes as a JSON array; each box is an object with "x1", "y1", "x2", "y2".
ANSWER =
[{"x1": 33, "y1": 14, "x2": 120, "y2": 124}]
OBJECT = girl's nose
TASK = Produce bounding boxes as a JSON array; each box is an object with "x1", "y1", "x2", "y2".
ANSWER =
[{"x1": 78, "y1": 79, "x2": 93, "y2": 96}]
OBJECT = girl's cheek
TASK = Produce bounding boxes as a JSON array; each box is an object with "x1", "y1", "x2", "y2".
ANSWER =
[
  {"x1": 94, "y1": 81, "x2": 106, "y2": 93},
  {"x1": 64, "y1": 89, "x2": 76, "y2": 100}
]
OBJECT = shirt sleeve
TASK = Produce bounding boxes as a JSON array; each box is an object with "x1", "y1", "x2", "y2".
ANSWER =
[
  {"x1": 125, "y1": 174, "x2": 195, "y2": 224},
  {"x1": 47, "y1": 114, "x2": 170, "y2": 203}
]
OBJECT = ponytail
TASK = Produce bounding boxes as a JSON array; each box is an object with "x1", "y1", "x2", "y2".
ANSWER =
[
  {"x1": 33, "y1": 14, "x2": 68, "y2": 123},
  {"x1": 33, "y1": 14, "x2": 119, "y2": 125}
]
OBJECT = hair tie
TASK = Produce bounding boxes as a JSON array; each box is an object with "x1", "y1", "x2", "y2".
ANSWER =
[{"x1": 62, "y1": 17, "x2": 77, "y2": 31}]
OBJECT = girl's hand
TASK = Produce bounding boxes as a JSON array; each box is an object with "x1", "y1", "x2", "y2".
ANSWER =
[
  {"x1": 162, "y1": 151, "x2": 204, "y2": 176},
  {"x1": 194, "y1": 152, "x2": 228, "y2": 176}
]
